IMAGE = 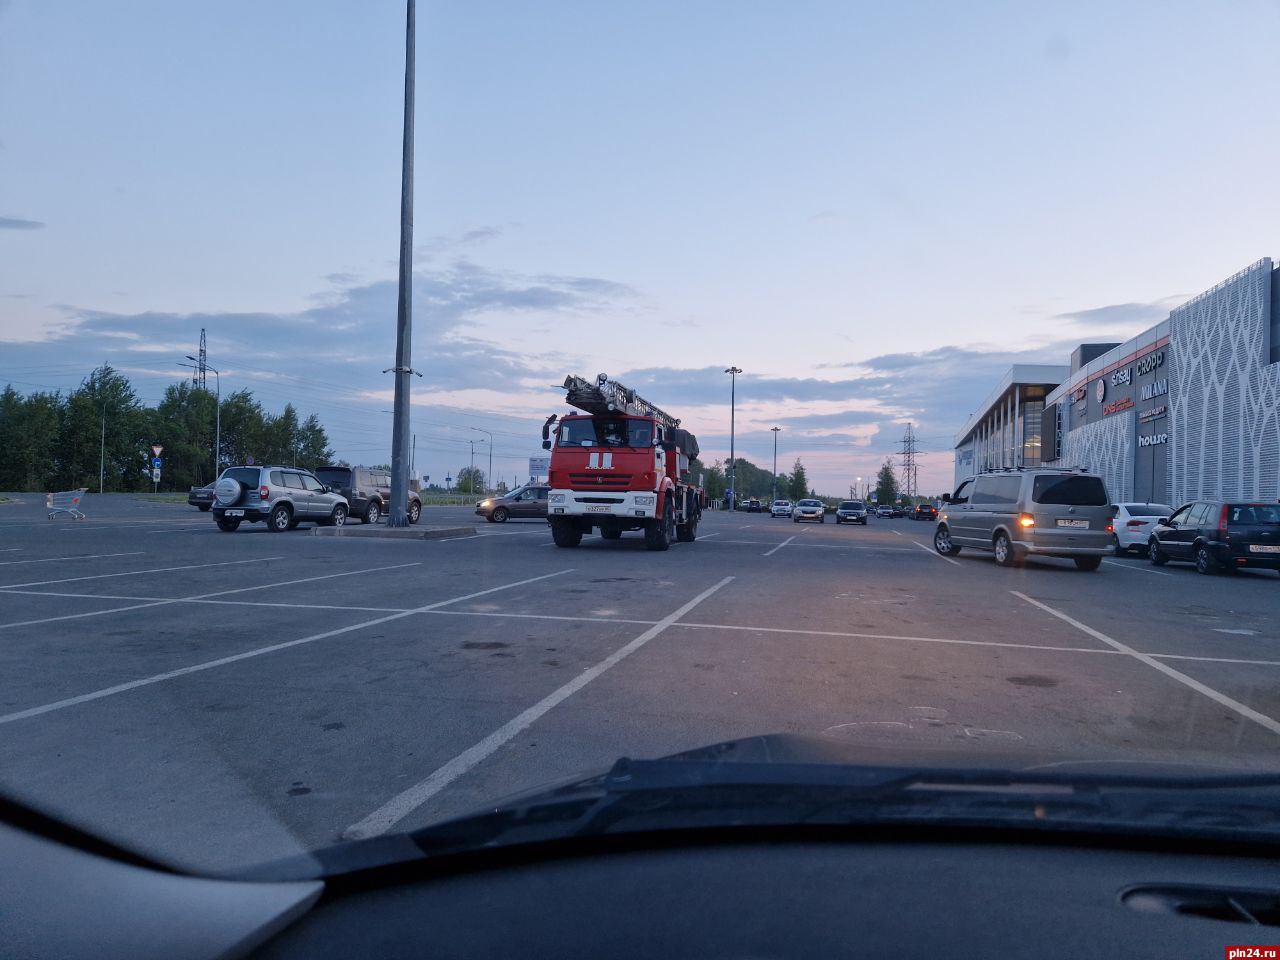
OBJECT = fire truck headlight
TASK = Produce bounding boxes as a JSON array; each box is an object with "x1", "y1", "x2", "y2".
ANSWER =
[
  {"x1": 634, "y1": 495, "x2": 655, "y2": 506},
  {"x1": 549, "y1": 493, "x2": 566, "y2": 503}
]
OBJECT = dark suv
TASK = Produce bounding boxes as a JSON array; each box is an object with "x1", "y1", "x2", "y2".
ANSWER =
[
  {"x1": 1148, "y1": 500, "x2": 1280, "y2": 576},
  {"x1": 313, "y1": 465, "x2": 421, "y2": 524}
]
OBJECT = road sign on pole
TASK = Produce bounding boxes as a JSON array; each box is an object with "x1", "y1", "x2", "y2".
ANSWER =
[
  {"x1": 151, "y1": 445, "x2": 163, "y2": 457},
  {"x1": 151, "y1": 457, "x2": 162, "y2": 469}
]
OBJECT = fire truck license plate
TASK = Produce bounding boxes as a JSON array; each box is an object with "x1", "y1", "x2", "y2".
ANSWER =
[{"x1": 586, "y1": 505, "x2": 611, "y2": 513}]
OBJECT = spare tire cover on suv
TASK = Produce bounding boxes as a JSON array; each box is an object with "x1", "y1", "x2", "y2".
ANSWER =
[{"x1": 214, "y1": 477, "x2": 245, "y2": 506}]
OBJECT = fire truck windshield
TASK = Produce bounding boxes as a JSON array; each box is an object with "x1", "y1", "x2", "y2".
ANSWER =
[{"x1": 558, "y1": 417, "x2": 653, "y2": 448}]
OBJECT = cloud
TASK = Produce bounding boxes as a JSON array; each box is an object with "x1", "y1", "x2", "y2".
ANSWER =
[
  {"x1": 1052, "y1": 300, "x2": 1173, "y2": 328},
  {"x1": 0, "y1": 216, "x2": 44, "y2": 230}
]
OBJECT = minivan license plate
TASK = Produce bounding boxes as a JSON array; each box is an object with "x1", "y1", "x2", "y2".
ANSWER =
[
  {"x1": 1056, "y1": 519, "x2": 1088, "y2": 528},
  {"x1": 1249, "y1": 544, "x2": 1280, "y2": 553},
  {"x1": 224, "y1": 509, "x2": 244, "y2": 517}
]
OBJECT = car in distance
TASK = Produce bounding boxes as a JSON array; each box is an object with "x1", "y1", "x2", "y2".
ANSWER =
[
  {"x1": 933, "y1": 469, "x2": 1114, "y2": 571},
  {"x1": 835, "y1": 500, "x2": 868, "y2": 524},
  {"x1": 476, "y1": 484, "x2": 550, "y2": 522},
  {"x1": 913, "y1": 503, "x2": 939, "y2": 522},
  {"x1": 1112, "y1": 502, "x2": 1175, "y2": 555},
  {"x1": 747, "y1": 498, "x2": 762, "y2": 513},
  {"x1": 1147, "y1": 501, "x2": 1280, "y2": 576},
  {"x1": 792, "y1": 498, "x2": 826, "y2": 523},
  {"x1": 187, "y1": 481, "x2": 215, "y2": 511},
  {"x1": 313, "y1": 465, "x2": 421, "y2": 524},
  {"x1": 876, "y1": 505, "x2": 894, "y2": 518},
  {"x1": 211, "y1": 465, "x2": 348, "y2": 532},
  {"x1": 770, "y1": 499, "x2": 792, "y2": 518}
]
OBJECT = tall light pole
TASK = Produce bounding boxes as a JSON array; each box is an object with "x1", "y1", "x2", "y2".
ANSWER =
[
  {"x1": 384, "y1": 0, "x2": 419, "y2": 527},
  {"x1": 771, "y1": 426, "x2": 781, "y2": 502},
  {"x1": 184, "y1": 357, "x2": 220, "y2": 480},
  {"x1": 471, "y1": 426, "x2": 493, "y2": 494},
  {"x1": 724, "y1": 366, "x2": 741, "y2": 509},
  {"x1": 857, "y1": 475, "x2": 863, "y2": 502},
  {"x1": 99, "y1": 397, "x2": 106, "y2": 494}
]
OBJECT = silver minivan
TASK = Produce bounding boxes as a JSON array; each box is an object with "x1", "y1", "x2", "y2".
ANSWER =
[{"x1": 933, "y1": 469, "x2": 1115, "y2": 570}]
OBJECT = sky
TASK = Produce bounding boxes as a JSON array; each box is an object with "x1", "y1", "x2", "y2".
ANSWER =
[{"x1": 4, "y1": 0, "x2": 1280, "y2": 494}]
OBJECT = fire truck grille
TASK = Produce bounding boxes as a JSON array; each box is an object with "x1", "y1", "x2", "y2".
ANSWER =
[{"x1": 568, "y1": 473, "x2": 634, "y2": 488}]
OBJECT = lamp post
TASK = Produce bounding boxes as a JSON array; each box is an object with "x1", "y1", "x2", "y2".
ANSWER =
[
  {"x1": 857, "y1": 475, "x2": 863, "y2": 502},
  {"x1": 182, "y1": 357, "x2": 220, "y2": 481},
  {"x1": 724, "y1": 366, "x2": 741, "y2": 509},
  {"x1": 471, "y1": 426, "x2": 493, "y2": 494},
  {"x1": 771, "y1": 426, "x2": 781, "y2": 502}
]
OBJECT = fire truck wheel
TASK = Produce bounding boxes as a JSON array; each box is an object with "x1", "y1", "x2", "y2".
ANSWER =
[
  {"x1": 550, "y1": 519, "x2": 583, "y2": 548},
  {"x1": 644, "y1": 499, "x2": 674, "y2": 551}
]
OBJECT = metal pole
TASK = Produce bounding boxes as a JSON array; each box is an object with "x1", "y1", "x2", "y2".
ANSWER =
[
  {"x1": 411, "y1": 433, "x2": 416, "y2": 478},
  {"x1": 725, "y1": 366, "x2": 741, "y2": 509},
  {"x1": 469, "y1": 440, "x2": 475, "y2": 494},
  {"x1": 770, "y1": 425, "x2": 780, "y2": 502},
  {"x1": 99, "y1": 399, "x2": 106, "y2": 494},
  {"x1": 387, "y1": 0, "x2": 416, "y2": 527},
  {"x1": 471, "y1": 427, "x2": 493, "y2": 494},
  {"x1": 214, "y1": 368, "x2": 220, "y2": 478}
]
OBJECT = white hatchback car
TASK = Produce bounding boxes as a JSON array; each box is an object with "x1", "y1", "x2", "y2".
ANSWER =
[
  {"x1": 1112, "y1": 502, "x2": 1175, "y2": 555},
  {"x1": 770, "y1": 500, "x2": 792, "y2": 517}
]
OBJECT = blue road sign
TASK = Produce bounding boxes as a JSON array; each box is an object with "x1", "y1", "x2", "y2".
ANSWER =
[{"x1": 152, "y1": 457, "x2": 163, "y2": 469}]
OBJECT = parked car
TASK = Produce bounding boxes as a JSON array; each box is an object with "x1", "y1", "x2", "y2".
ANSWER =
[
  {"x1": 211, "y1": 465, "x2": 348, "y2": 532},
  {"x1": 792, "y1": 498, "x2": 825, "y2": 523},
  {"x1": 913, "y1": 503, "x2": 939, "y2": 522},
  {"x1": 747, "y1": 498, "x2": 762, "y2": 513},
  {"x1": 876, "y1": 505, "x2": 894, "y2": 518},
  {"x1": 770, "y1": 499, "x2": 792, "y2": 518},
  {"x1": 476, "y1": 484, "x2": 550, "y2": 522},
  {"x1": 313, "y1": 465, "x2": 421, "y2": 524},
  {"x1": 835, "y1": 501, "x2": 868, "y2": 524},
  {"x1": 1147, "y1": 501, "x2": 1280, "y2": 576},
  {"x1": 933, "y1": 469, "x2": 1114, "y2": 570},
  {"x1": 1112, "y1": 502, "x2": 1175, "y2": 555},
  {"x1": 187, "y1": 481, "x2": 215, "y2": 511}
]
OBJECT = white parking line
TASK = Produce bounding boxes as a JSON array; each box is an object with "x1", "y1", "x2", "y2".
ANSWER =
[
  {"x1": 0, "y1": 556, "x2": 281, "y2": 591},
  {"x1": 891, "y1": 529, "x2": 904, "y2": 537},
  {"x1": 763, "y1": 536, "x2": 795, "y2": 557},
  {"x1": 0, "y1": 551, "x2": 145, "y2": 567},
  {"x1": 146, "y1": 526, "x2": 213, "y2": 534},
  {"x1": 342, "y1": 575, "x2": 735, "y2": 840},
  {"x1": 1102, "y1": 559, "x2": 1171, "y2": 577},
  {"x1": 0, "y1": 569, "x2": 575, "y2": 727},
  {"x1": 698, "y1": 532, "x2": 720, "y2": 539},
  {"x1": 1012, "y1": 591, "x2": 1280, "y2": 738},
  {"x1": 911, "y1": 540, "x2": 960, "y2": 566},
  {"x1": 0, "y1": 560, "x2": 416, "y2": 631}
]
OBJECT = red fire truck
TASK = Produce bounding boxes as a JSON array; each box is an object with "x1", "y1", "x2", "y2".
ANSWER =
[{"x1": 541, "y1": 374, "x2": 703, "y2": 550}]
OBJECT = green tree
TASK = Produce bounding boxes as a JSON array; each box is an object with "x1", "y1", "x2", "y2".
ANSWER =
[
  {"x1": 788, "y1": 458, "x2": 808, "y2": 501},
  {"x1": 152, "y1": 380, "x2": 220, "y2": 490},
  {"x1": 455, "y1": 465, "x2": 485, "y2": 495},
  {"x1": 217, "y1": 390, "x2": 268, "y2": 468},
  {"x1": 699, "y1": 460, "x2": 725, "y2": 501},
  {"x1": 295, "y1": 414, "x2": 333, "y2": 471},
  {"x1": 875, "y1": 459, "x2": 898, "y2": 506},
  {"x1": 59, "y1": 364, "x2": 146, "y2": 491}
]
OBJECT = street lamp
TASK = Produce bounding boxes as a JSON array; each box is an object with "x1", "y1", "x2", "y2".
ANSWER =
[
  {"x1": 724, "y1": 366, "x2": 741, "y2": 509},
  {"x1": 471, "y1": 426, "x2": 493, "y2": 494},
  {"x1": 771, "y1": 426, "x2": 781, "y2": 502},
  {"x1": 182, "y1": 357, "x2": 220, "y2": 480}
]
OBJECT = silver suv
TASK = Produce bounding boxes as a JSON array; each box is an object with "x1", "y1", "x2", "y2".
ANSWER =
[
  {"x1": 933, "y1": 468, "x2": 1115, "y2": 571},
  {"x1": 211, "y1": 465, "x2": 349, "y2": 532}
]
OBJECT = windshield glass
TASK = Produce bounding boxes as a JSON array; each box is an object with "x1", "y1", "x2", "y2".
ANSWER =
[
  {"x1": 558, "y1": 417, "x2": 652, "y2": 447},
  {"x1": 5, "y1": 3, "x2": 1280, "y2": 885}
]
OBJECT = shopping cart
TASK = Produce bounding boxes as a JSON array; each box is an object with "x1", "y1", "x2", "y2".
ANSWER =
[{"x1": 46, "y1": 488, "x2": 89, "y2": 519}]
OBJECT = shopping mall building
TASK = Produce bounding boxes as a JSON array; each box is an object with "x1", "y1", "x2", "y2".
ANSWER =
[{"x1": 953, "y1": 258, "x2": 1280, "y2": 505}]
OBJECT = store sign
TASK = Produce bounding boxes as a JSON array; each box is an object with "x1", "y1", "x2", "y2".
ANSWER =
[
  {"x1": 1138, "y1": 432, "x2": 1169, "y2": 447},
  {"x1": 1111, "y1": 366, "x2": 1132, "y2": 387},
  {"x1": 1103, "y1": 397, "x2": 1135, "y2": 416},
  {"x1": 1138, "y1": 404, "x2": 1167, "y2": 423},
  {"x1": 1094, "y1": 378, "x2": 1106, "y2": 403},
  {"x1": 1070, "y1": 385, "x2": 1087, "y2": 404},
  {"x1": 1139, "y1": 378, "x2": 1169, "y2": 402},
  {"x1": 1136, "y1": 350, "x2": 1165, "y2": 376}
]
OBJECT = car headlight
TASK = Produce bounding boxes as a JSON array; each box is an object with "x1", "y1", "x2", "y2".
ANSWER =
[
  {"x1": 549, "y1": 493, "x2": 566, "y2": 503},
  {"x1": 634, "y1": 495, "x2": 655, "y2": 506}
]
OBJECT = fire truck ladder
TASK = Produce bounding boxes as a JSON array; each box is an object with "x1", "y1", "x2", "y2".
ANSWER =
[{"x1": 561, "y1": 374, "x2": 681, "y2": 429}]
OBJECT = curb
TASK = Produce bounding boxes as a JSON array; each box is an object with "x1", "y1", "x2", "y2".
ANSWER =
[{"x1": 311, "y1": 525, "x2": 476, "y2": 540}]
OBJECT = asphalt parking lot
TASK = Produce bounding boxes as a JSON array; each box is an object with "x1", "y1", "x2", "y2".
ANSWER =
[{"x1": 2, "y1": 493, "x2": 1279, "y2": 872}]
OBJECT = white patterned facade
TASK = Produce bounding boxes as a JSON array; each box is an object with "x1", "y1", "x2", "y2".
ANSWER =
[
  {"x1": 1168, "y1": 259, "x2": 1280, "y2": 504},
  {"x1": 1059, "y1": 413, "x2": 1134, "y2": 503}
]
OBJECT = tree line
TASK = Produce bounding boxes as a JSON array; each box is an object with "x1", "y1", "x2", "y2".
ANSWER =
[
  {"x1": 0, "y1": 364, "x2": 333, "y2": 493},
  {"x1": 698, "y1": 456, "x2": 812, "y2": 502}
]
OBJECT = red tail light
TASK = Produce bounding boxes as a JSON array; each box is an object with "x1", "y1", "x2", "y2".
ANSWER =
[
  {"x1": 1106, "y1": 522, "x2": 1114, "y2": 533},
  {"x1": 1126, "y1": 519, "x2": 1145, "y2": 527},
  {"x1": 259, "y1": 485, "x2": 269, "y2": 499},
  {"x1": 1018, "y1": 513, "x2": 1035, "y2": 528},
  {"x1": 1218, "y1": 503, "x2": 1229, "y2": 532}
]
